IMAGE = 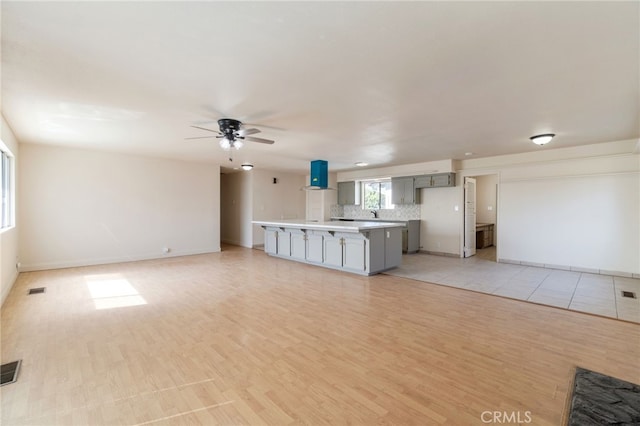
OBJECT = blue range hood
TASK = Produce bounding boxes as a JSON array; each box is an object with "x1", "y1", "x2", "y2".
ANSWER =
[
  {"x1": 310, "y1": 160, "x2": 328, "y2": 188},
  {"x1": 303, "y1": 160, "x2": 334, "y2": 190}
]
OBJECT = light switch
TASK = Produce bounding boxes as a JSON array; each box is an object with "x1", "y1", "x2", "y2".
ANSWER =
[
  {"x1": 488, "y1": 206, "x2": 493, "y2": 211},
  {"x1": 454, "y1": 205, "x2": 459, "y2": 211}
]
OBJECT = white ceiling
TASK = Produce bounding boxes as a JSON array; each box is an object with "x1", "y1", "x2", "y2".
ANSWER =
[{"x1": 2, "y1": 1, "x2": 638, "y2": 173}]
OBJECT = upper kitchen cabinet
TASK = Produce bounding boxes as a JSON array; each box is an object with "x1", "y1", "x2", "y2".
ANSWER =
[
  {"x1": 337, "y1": 181, "x2": 359, "y2": 205},
  {"x1": 391, "y1": 176, "x2": 419, "y2": 204},
  {"x1": 414, "y1": 172, "x2": 456, "y2": 189}
]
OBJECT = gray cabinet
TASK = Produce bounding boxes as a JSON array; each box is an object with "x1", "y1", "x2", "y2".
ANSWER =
[
  {"x1": 385, "y1": 228, "x2": 403, "y2": 268},
  {"x1": 476, "y1": 223, "x2": 494, "y2": 249},
  {"x1": 290, "y1": 230, "x2": 306, "y2": 260},
  {"x1": 432, "y1": 172, "x2": 456, "y2": 187},
  {"x1": 405, "y1": 220, "x2": 420, "y2": 254},
  {"x1": 391, "y1": 177, "x2": 419, "y2": 204},
  {"x1": 337, "y1": 181, "x2": 358, "y2": 205},
  {"x1": 414, "y1": 172, "x2": 456, "y2": 189},
  {"x1": 306, "y1": 232, "x2": 324, "y2": 263},
  {"x1": 259, "y1": 224, "x2": 403, "y2": 276},
  {"x1": 277, "y1": 229, "x2": 291, "y2": 256},
  {"x1": 342, "y1": 235, "x2": 367, "y2": 272},
  {"x1": 323, "y1": 234, "x2": 343, "y2": 267},
  {"x1": 265, "y1": 228, "x2": 278, "y2": 254}
]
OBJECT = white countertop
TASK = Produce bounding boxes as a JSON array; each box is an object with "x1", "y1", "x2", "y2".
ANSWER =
[
  {"x1": 330, "y1": 217, "x2": 418, "y2": 223},
  {"x1": 253, "y1": 219, "x2": 406, "y2": 232}
]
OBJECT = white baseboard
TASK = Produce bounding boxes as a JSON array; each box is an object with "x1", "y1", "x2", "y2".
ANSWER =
[
  {"x1": 19, "y1": 247, "x2": 221, "y2": 272},
  {"x1": 497, "y1": 258, "x2": 637, "y2": 278},
  {"x1": 1, "y1": 269, "x2": 19, "y2": 307}
]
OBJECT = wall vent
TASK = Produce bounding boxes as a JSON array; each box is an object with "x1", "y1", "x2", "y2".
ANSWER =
[
  {"x1": 28, "y1": 287, "x2": 46, "y2": 295},
  {"x1": 621, "y1": 291, "x2": 636, "y2": 299},
  {"x1": 1, "y1": 360, "x2": 22, "y2": 386}
]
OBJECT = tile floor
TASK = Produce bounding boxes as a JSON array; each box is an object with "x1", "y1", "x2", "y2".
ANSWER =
[{"x1": 385, "y1": 247, "x2": 640, "y2": 323}]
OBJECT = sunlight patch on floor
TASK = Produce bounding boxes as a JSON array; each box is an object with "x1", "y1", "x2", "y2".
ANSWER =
[{"x1": 85, "y1": 274, "x2": 147, "y2": 310}]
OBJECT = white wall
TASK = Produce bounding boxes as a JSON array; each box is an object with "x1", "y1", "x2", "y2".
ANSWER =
[
  {"x1": 220, "y1": 169, "x2": 306, "y2": 248},
  {"x1": 1, "y1": 115, "x2": 20, "y2": 305},
  {"x1": 220, "y1": 171, "x2": 253, "y2": 248},
  {"x1": 251, "y1": 169, "x2": 306, "y2": 246},
  {"x1": 474, "y1": 174, "x2": 498, "y2": 225},
  {"x1": 420, "y1": 186, "x2": 462, "y2": 254},
  {"x1": 305, "y1": 172, "x2": 337, "y2": 221},
  {"x1": 19, "y1": 144, "x2": 220, "y2": 270},
  {"x1": 474, "y1": 174, "x2": 498, "y2": 243},
  {"x1": 498, "y1": 165, "x2": 639, "y2": 275},
  {"x1": 463, "y1": 140, "x2": 639, "y2": 275}
]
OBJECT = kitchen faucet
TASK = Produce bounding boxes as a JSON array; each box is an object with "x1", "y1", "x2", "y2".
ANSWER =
[{"x1": 371, "y1": 210, "x2": 378, "y2": 218}]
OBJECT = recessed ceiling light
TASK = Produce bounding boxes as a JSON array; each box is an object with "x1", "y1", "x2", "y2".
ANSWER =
[
  {"x1": 241, "y1": 163, "x2": 253, "y2": 171},
  {"x1": 465, "y1": 152, "x2": 474, "y2": 156},
  {"x1": 355, "y1": 162, "x2": 368, "y2": 167},
  {"x1": 530, "y1": 133, "x2": 555, "y2": 146}
]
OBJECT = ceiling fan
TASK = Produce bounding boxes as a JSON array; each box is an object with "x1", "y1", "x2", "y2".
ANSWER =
[{"x1": 186, "y1": 118, "x2": 275, "y2": 151}]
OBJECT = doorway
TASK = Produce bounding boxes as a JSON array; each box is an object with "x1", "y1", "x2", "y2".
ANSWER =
[{"x1": 463, "y1": 174, "x2": 498, "y2": 261}]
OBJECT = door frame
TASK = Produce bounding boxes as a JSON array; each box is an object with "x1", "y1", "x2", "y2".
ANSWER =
[
  {"x1": 458, "y1": 171, "x2": 500, "y2": 260},
  {"x1": 464, "y1": 177, "x2": 477, "y2": 258}
]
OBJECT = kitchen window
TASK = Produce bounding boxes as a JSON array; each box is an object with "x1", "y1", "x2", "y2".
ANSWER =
[{"x1": 362, "y1": 179, "x2": 393, "y2": 210}]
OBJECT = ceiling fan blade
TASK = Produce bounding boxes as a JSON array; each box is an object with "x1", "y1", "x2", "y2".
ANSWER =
[
  {"x1": 185, "y1": 136, "x2": 217, "y2": 140},
  {"x1": 190, "y1": 125, "x2": 219, "y2": 133},
  {"x1": 244, "y1": 136, "x2": 275, "y2": 145},
  {"x1": 243, "y1": 122, "x2": 286, "y2": 131},
  {"x1": 238, "y1": 128, "x2": 261, "y2": 136}
]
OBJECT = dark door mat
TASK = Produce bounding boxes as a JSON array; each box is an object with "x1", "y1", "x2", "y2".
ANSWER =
[
  {"x1": 0, "y1": 360, "x2": 22, "y2": 386},
  {"x1": 567, "y1": 367, "x2": 640, "y2": 425}
]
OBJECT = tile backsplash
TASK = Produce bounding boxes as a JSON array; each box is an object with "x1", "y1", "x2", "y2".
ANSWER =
[{"x1": 331, "y1": 204, "x2": 420, "y2": 220}]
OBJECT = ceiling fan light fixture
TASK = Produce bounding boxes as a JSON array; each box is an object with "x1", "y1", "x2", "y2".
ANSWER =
[
  {"x1": 233, "y1": 140, "x2": 243, "y2": 150},
  {"x1": 241, "y1": 163, "x2": 253, "y2": 171},
  {"x1": 219, "y1": 138, "x2": 231, "y2": 150},
  {"x1": 530, "y1": 133, "x2": 555, "y2": 146}
]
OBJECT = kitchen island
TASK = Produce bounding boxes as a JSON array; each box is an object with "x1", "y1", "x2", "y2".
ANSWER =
[{"x1": 253, "y1": 219, "x2": 405, "y2": 275}]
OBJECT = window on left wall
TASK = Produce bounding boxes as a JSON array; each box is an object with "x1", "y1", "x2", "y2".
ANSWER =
[{"x1": 1, "y1": 145, "x2": 14, "y2": 230}]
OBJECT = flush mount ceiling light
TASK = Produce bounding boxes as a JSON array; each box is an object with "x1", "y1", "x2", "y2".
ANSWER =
[
  {"x1": 241, "y1": 163, "x2": 253, "y2": 171},
  {"x1": 530, "y1": 133, "x2": 555, "y2": 146},
  {"x1": 355, "y1": 162, "x2": 368, "y2": 167}
]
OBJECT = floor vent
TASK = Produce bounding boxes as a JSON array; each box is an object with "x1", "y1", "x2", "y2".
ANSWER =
[
  {"x1": 1, "y1": 360, "x2": 22, "y2": 386},
  {"x1": 621, "y1": 291, "x2": 636, "y2": 299},
  {"x1": 28, "y1": 287, "x2": 46, "y2": 295}
]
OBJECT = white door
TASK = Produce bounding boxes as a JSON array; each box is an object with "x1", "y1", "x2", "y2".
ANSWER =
[{"x1": 464, "y1": 177, "x2": 477, "y2": 258}]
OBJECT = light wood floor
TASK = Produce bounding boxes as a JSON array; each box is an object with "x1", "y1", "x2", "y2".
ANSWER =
[{"x1": 1, "y1": 245, "x2": 639, "y2": 425}]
